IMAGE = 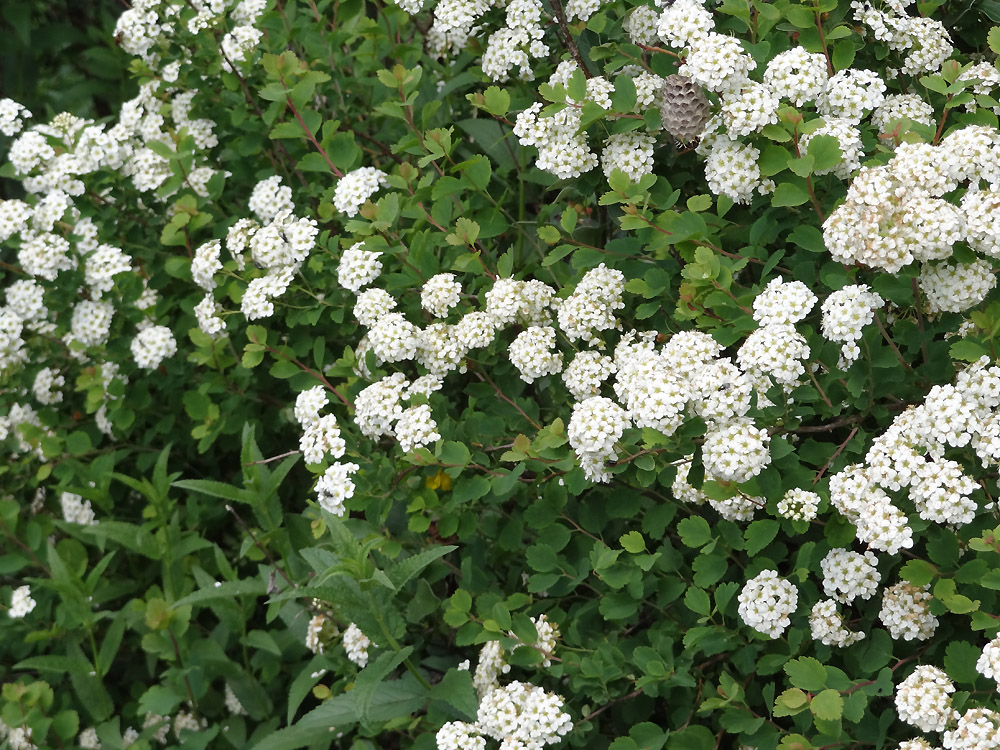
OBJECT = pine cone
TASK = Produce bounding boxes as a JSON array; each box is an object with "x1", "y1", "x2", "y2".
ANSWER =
[{"x1": 659, "y1": 74, "x2": 712, "y2": 144}]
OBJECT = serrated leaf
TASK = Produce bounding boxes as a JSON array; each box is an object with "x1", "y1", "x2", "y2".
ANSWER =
[
  {"x1": 385, "y1": 546, "x2": 457, "y2": 590},
  {"x1": 772, "y1": 181, "x2": 810, "y2": 207},
  {"x1": 684, "y1": 586, "x2": 712, "y2": 616},
  {"x1": 620, "y1": 531, "x2": 646, "y2": 553},
  {"x1": 744, "y1": 519, "x2": 779, "y2": 556},
  {"x1": 944, "y1": 641, "x2": 982, "y2": 684},
  {"x1": 989, "y1": 26, "x2": 1000, "y2": 54},
  {"x1": 784, "y1": 656, "x2": 827, "y2": 691},
  {"x1": 677, "y1": 516, "x2": 712, "y2": 548},
  {"x1": 810, "y1": 688, "x2": 843, "y2": 720},
  {"x1": 171, "y1": 579, "x2": 267, "y2": 608}
]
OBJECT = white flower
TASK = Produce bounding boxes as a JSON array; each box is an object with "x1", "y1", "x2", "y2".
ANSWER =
[
  {"x1": 130, "y1": 325, "x2": 177, "y2": 370},
  {"x1": 8, "y1": 586, "x2": 36, "y2": 618},
  {"x1": 333, "y1": 167, "x2": 388, "y2": 216},
  {"x1": 737, "y1": 569, "x2": 798, "y2": 638}
]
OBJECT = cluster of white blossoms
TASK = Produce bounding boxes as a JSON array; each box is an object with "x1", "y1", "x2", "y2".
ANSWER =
[
  {"x1": 809, "y1": 599, "x2": 865, "y2": 647},
  {"x1": 568, "y1": 396, "x2": 630, "y2": 483},
  {"x1": 945, "y1": 708, "x2": 1000, "y2": 749},
  {"x1": 224, "y1": 684, "x2": 247, "y2": 716},
  {"x1": 895, "y1": 665, "x2": 956, "y2": 733},
  {"x1": 820, "y1": 548, "x2": 881, "y2": 603},
  {"x1": 305, "y1": 613, "x2": 329, "y2": 654},
  {"x1": 7, "y1": 586, "x2": 36, "y2": 619},
  {"x1": 824, "y1": 125, "x2": 1000, "y2": 294},
  {"x1": 510, "y1": 326, "x2": 564, "y2": 383},
  {"x1": 437, "y1": 682, "x2": 572, "y2": 750},
  {"x1": 343, "y1": 622, "x2": 372, "y2": 668},
  {"x1": 879, "y1": 581, "x2": 938, "y2": 641},
  {"x1": 293, "y1": 386, "x2": 358, "y2": 515},
  {"x1": 702, "y1": 418, "x2": 771, "y2": 483},
  {"x1": 977, "y1": 636, "x2": 1000, "y2": 688},
  {"x1": 333, "y1": 167, "x2": 388, "y2": 217},
  {"x1": 737, "y1": 569, "x2": 798, "y2": 638},
  {"x1": 130, "y1": 325, "x2": 178, "y2": 370},
  {"x1": 60, "y1": 491, "x2": 98, "y2": 526},
  {"x1": 777, "y1": 487, "x2": 821, "y2": 521},
  {"x1": 852, "y1": 0, "x2": 953, "y2": 76},
  {"x1": 821, "y1": 284, "x2": 885, "y2": 366}
]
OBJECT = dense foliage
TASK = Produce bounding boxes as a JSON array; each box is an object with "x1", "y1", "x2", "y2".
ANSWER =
[{"x1": 8, "y1": 0, "x2": 1000, "y2": 748}]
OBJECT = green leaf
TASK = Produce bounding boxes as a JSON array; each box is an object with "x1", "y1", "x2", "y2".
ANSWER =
[
  {"x1": 173, "y1": 478, "x2": 252, "y2": 504},
  {"x1": 773, "y1": 687, "x2": 810, "y2": 717},
  {"x1": 353, "y1": 647, "x2": 414, "y2": 719},
  {"x1": 989, "y1": 26, "x2": 1000, "y2": 55},
  {"x1": 900, "y1": 559, "x2": 936, "y2": 587},
  {"x1": 944, "y1": 641, "x2": 982, "y2": 684},
  {"x1": 684, "y1": 586, "x2": 712, "y2": 616},
  {"x1": 620, "y1": 531, "x2": 647, "y2": 553},
  {"x1": 677, "y1": 516, "x2": 712, "y2": 548},
  {"x1": 806, "y1": 134, "x2": 843, "y2": 173},
  {"x1": 14, "y1": 655, "x2": 93, "y2": 674},
  {"x1": 810, "y1": 689, "x2": 843, "y2": 720},
  {"x1": 771, "y1": 182, "x2": 810, "y2": 207},
  {"x1": 251, "y1": 678, "x2": 427, "y2": 750},
  {"x1": 744, "y1": 519, "x2": 779, "y2": 556},
  {"x1": 431, "y1": 669, "x2": 478, "y2": 720},
  {"x1": 171, "y1": 579, "x2": 267, "y2": 608},
  {"x1": 386, "y1": 546, "x2": 457, "y2": 590},
  {"x1": 784, "y1": 657, "x2": 827, "y2": 691},
  {"x1": 137, "y1": 685, "x2": 184, "y2": 717},
  {"x1": 482, "y1": 85, "x2": 511, "y2": 116}
]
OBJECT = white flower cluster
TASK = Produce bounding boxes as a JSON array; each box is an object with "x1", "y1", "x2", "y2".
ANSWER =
[
  {"x1": 879, "y1": 581, "x2": 938, "y2": 641},
  {"x1": 777, "y1": 487, "x2": 821, "y2": 521},
  {"x1": 568, "y1": 396, "x2": 630, "y2": 482},
  {"x1": 224, "y1": 684, "x2": 247, "y2": 716},
  {"x1": 333, "y1": 167, "x2": 388, "y2": 217},
  {"x1": 343, "y1": 622, "x2": 371, "y2": 667},
  {"x1": 480, "y1": 0, "x2": 548, "y2": 82},
  {"x1": 0, "y1": 99, "x2": 31, "y2": 136},
  {"x1": 854, "y1": 0, "x2": 953, "y2": 75},
  {"x1": 944, "y1": 708, "x2": 1000, "y2": 749},
  {"x1": 77, "y1": 727, "x2": 101, "y2": 749},
  {"x1": 477, "y1": 681, "x2": 574, "y2": 747},
  {"x1": 977, "y1": 636, "x2": 1000, "y2": 688},
  {"x1": 474, "y1": 640, "x2": 511, "y2": 697},
  {"x1": 821, "y1": 284, "x2": 884, "y2": 366},
  {"x1": 752, "y1": 278, "x2": 817, "y2": 326},
  {"x1": 820, "y1": 548, "x2": 881, "y2": 603},
  {"x1": 514, "y1": 103, "x2": 598, "y2": 180},
  {"x1": 130, "y1": 325, "x2": 178, "y2": 370},
  {"x1": 895, "y1": 665, "x2": 955, "y2": 733},
  {"x1": 421, "y1": 273, "x2": 462, "y2": 317},
  {"x1": 8, "y1": 586, "x2": 36, "y2": 619},
  {"x1": 738, "y1": 569, "x2": 798, "y2": 638},
  {"x1": 60, "y1": 491, "x2": 98, "y2": 526},
  {"x1": 824, "y1": 126, "x2": 1000, "y2": 282},
  {"x1": 702, "y1": 417, "x2": 771, "y2": 483},
  {"x1": 305, "y1": 613, "x2": 329, "y2": 654},
  {"x1": 557, "y1": 264, "x2": 625, "y2": 345},
  {"x1": 809, "y1": 599, "x2": 865, "y2": 647},
  {"x1": 510, "y1": 326, "x2": 563, "y2": 383}
]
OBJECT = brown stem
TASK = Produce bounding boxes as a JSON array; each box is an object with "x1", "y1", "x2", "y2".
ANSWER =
[
  {"x1": 812, "y1": 426, "x2": 859, "y2": 485},
  {"x1": 280, "y1": 88, "x2": 345, "y2": 178},
  {"x1": 469, "y1": 364, "x2": 542, "y2": 430},
  {"x1": 0, "y1": 518, "x2": 50, "y2": 575},
  {"x1": 874, "y1": 312, "x2": 911, "y2": 371},
  {"x1": 550, "y1": 0, "x2": 591, "y2": 77},
  {"x1": 225, "y1": 504, "x2": 296, "y2": 590}
]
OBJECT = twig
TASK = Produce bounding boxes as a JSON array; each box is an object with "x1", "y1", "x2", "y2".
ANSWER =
[
  {"x1": 812, "y1": 426, "x2": 859, "y2": 485},
  {"x1": 550, "y1": 0, "x2": 591, "y2": 77},
  {"x1": 469, "y1": 364, "x2": 542, "y2": 430},
  {"x1": 225, "y1": 504, "x2": 296, "y2": 590}
]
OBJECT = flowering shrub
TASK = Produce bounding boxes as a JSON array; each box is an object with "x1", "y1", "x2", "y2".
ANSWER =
[{"x1": 7, "y1": 0, "x2": 1000, "y2": 748}]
